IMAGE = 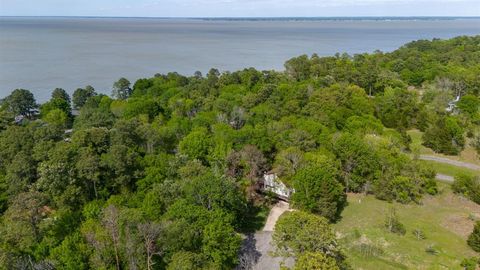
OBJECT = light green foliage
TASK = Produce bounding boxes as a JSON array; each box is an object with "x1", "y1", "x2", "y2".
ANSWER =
[
  {"x1": 294, "y1": 252, "x2": 340, "y2": 270},
  {"x1": 457, "y1": 95, "x2": 480, "y2": 118},
  {"x1": 44, "y1": 108, "x2": 68, "y2": 127},
  {"x1": 332, "y1": 132, "x2": 379, "y2": 192},
  {"x1": 344, "y1": 115, "x2": 384, "y2": 135},
  {"x1": 292, "y1": 163, "x2": 347, "y2": 222},
  {"x1": 202, "y1": 219, "x2": 242, "y2": 268},
  {"x1": 460, "y1": 257, "x2": 479, "y2": 270},
  {"x1": 49, "y1": 232, "x2": 91, "y2": 270},
  {"x1": 452, "y1": 174, "x2": 480, "y2": 204},
  {"x1": 273, "y1": 147, "x2": 306, "y2": 181},
  {"x1": 41, "y1": 97, "x2": 71, "y2": 118},
  {"x1": 179, "y1": 127, "x2": 211, "y2": 162},
  {"x1": 167, "y1": 251, "x2": 208, "y2": 270},
  {"x1": 273, "y1": 211, "x2": 345, "y2": 267},
  {"x1": 384, "y1": 176, "x2": 422, "y2": 204},
  {"x1": 273, "y1": 211, "x2": 337, "y2": 256}
]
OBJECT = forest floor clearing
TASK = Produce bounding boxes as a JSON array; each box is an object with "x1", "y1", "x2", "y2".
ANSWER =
[{"x1": 335, "y1": 184, "x2": 479, "y2": 270}]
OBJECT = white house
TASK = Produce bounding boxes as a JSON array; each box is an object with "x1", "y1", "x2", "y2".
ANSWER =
[
  {"x1": 446, "y1": 95, "x2": 460, "y2": 113},
  {"x1": 262, "y1": 173, "x2": 294, "y2": 200}
]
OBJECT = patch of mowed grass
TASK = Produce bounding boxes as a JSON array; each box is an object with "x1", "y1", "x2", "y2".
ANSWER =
[
  {"x1": 419, "y1": 160, "x2": 479, "y2": 178},
  {"x1": 407, "y1": 129, "x2": 480, "y2": 165},
  {"x1": 334, "y1": 188, "x2": 478, "y2": 270},
  {"x1": 408, "y1": 129, "x2": 434, "y2": 155}
]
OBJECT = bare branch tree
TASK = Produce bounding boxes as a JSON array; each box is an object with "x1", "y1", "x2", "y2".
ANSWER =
[{"x1": 137, "y1": 222, "x2": 163, "y2": 270}]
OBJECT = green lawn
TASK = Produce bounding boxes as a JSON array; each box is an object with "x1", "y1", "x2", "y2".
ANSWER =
[
  {"x1": 334, "y1": 185, "x2": 479, "y2": 270},
  {"x1": 408, "y1": 129, "x2": 480, "y2": 167},
  {"x1": 408, "y1": 129, "x2": 434, "y2": 155},
  {"x1": 419, "y1": 160, "x2": 479, "y2": 178}
]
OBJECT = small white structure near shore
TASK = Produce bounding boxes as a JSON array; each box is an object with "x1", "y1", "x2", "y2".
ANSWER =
[{"x1": 262, "y1": 173, "x2": 294, "y2": 200}]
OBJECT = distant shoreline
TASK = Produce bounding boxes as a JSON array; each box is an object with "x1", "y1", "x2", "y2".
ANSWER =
[{"x1": 1, "y1": 16, "x2": 480, "y2": 22}]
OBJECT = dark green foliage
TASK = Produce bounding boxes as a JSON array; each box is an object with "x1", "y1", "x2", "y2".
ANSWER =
[
  {"x1": 412, "y1": 228, "x2": 426, "y2": 240},
  {"x1": 375, "y1": 87, "x2": 418, "y2": 129},
  {"x1": 423, "y1": 115, "x2": 465, "y2": 155},
  {"x1": 468, "y1": 222, "x2": 480, "y2": 252},
  {"x1": 51, "y1": 88, "x2": 71, "y2": 104},
  {"x1": 73, "y1": 85, "x2": 96, "y2": 109},
  {"x1": 4, "y1": 89, "x2": 36, "y2": 116},
  {"x1": 112, "y1": 77, "x2": 132, "y2": 100}
]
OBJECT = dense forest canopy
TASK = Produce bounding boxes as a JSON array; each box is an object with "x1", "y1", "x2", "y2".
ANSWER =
[{"x1": 0, "y1": 35, "x2": 479, "y2": 269}]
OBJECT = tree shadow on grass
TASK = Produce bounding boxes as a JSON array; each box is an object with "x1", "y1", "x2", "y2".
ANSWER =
[
  {"x1": 239, "y1": 203, "x2": 270, "y2": 233},
  {"x1": 236, "y1": 233, "x2": 262, "y2": 270}
]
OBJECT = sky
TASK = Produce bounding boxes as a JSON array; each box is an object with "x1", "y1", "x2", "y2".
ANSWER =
[{"x1": 0, "y1": 0, "x2": 479, "y2": 17}]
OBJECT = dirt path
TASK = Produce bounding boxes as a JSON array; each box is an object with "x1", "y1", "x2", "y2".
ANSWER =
[
  {"x1": 263, "y1": 201, "x2": 290, "y2": 232},
  {"x1": 420, "y1": 155, "x2": 480, "y2": 171},
  {"x1": 436, "y1": 173, "x2": 454, "y2": 183}
]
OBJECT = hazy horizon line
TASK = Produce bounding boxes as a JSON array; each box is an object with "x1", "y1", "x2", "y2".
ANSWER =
[{"x1": 1, "y1": 15, "x2": 480, "y2": 19}]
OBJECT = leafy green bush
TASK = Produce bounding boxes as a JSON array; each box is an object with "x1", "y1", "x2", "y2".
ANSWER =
[
  {"x1": 468, "y1": 221, "x2": 480, "y2": 252},
  {"x1": 460, "y1": 257, "x2": 478, "y2": 270},
  {"x1": 385, "y1": 207, "x2": 406, "y2": 235},
  {"x1": 452, "y1": 174, "x2": 480, "y2": 204}
]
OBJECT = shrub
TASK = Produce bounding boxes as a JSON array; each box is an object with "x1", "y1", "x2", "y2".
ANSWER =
[
  {"x1": 460, "y1": 257, "x2": 478, "y2": 270},
  {"x1": 385, "y1": 207, "x2": 406, "y2": 235},
  {"x1": 294, "y1": 252, "x2": 340, "y2": 270},
  {"x1": 412, "y1": 228, "x2": 426, "y2": 240},
  {"x1": 452, "y1": 174, "x2": 480, "y2": 204},
  {"x1": 468, "y1": 221, "x2": 480, "y2": 252},
  {"x1": 425, "y1": 244, "x2": 439, "y2": 255},
  {"x1": 422, "y1": 116, "x2": 465, "y2": 155}
]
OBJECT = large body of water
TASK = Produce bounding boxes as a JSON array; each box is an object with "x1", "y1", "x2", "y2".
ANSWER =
[{"x1": 1, "y1": 17, "x2": 479, "y2": 101}]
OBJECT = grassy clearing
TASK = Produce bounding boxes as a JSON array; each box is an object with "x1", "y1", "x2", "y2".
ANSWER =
[
  {"x1": 334, "y1": 185, "x2": 480, "y2": 270},
  {"x1": 408, "y1": 129, "x2": 480, "y2": 166},
  {"x1": 419, "y1": 160, "x2": 479, "y2": 178}
]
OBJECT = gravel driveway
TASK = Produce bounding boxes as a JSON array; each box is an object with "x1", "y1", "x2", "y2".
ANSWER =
[
  {"x1": 419, "y1": 155, "x2": 480, "y2": 171},
  {"x1": 237, "y1": 201, "x2": 294, "y2": 270}
]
